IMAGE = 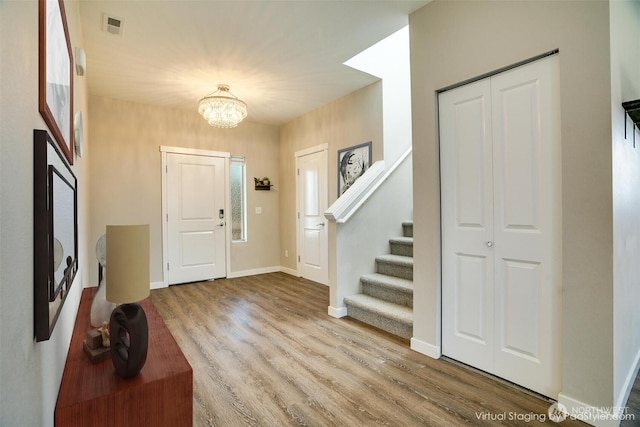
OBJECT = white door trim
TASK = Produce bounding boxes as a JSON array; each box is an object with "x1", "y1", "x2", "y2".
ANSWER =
[
  {"x1": 160, "y1": 145, "x2": 231, "y2": 287},
  {"x1": 295, "y1": 143, "x2": 329, "y2": 283},
  {"x1": 295, "y1": 144, "x2": 328, "y2": 158}
]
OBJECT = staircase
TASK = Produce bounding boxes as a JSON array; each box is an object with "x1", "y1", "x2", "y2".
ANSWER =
[{"x1": 344, "y1": 221, "x2": 413, "y2": 339}]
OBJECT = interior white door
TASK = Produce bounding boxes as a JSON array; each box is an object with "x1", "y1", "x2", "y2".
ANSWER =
[
  {"x1": 490, "y1": 56, "x2": 561, "y2": 397},
  {"x1": 440, "y1": 55, "x2": 561, "y2": 398},
  {"x1": 440, "y1": 78, "x2": 496, "y2": 373},
  {"x1": 167, "y1": 153, "x2": 226, "y2": 285},
  {"x1": 296, "y1": 146, "x2": 328, "y2": 285}
]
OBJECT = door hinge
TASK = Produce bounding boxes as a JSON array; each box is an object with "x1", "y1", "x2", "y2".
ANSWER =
[
  {"x1": 298, "y1": 256, "x2": 300, "y2": 262},
  {"x1": 167, "y1": 263, "x2": 170, "y2": 271},
  {"x1": 297, "y1": 212, "x2": 300, "y2": 219},
  {"x1": 166, "y1": 165, "x2": 168, "y2": 173},
  {"x1": 297, "y1": 168, "x2": 299, "y2": 175}
]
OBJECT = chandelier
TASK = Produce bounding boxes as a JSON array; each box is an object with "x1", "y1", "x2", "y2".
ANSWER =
[{"x1": 198, "y1": 84, "x2": 247, "y2": 128}]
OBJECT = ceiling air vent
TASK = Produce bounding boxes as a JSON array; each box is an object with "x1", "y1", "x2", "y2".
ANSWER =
[{"x1": 102, "y1": 13, "x2": 124, "y2": 36}]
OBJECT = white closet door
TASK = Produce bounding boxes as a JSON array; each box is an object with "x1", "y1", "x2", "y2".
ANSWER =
[
  {"x1": 440, "y1": 55, "x2": 561, "y2": 398},
  {"x1": 440, "y1": 79, "x2": 495, "y2": 373},
  {"x1": 491, "y1": 55, "x2": 561, "y2": 397}
]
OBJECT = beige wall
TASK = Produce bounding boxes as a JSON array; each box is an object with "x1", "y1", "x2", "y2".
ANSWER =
[
  {"x1": 0, "y1": 0, "x2": 91, "y2": 425},
  {"x1": 410, "y1": 0, "x2": 613, "y2": 408},
  {"x1": 88, "y1": 96, "x2": 280, "y2": 284},
  {"x1": 611, "y1": 0, "x2": 640, "y2": 408},
  {"x1": 278, "y1": 82, "x2": 383, "y2": 271}
]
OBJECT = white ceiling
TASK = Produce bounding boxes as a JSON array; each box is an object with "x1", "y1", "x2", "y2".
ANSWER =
[{"x1": 79, "y1": 0, "x2": 429, "y2": 126}]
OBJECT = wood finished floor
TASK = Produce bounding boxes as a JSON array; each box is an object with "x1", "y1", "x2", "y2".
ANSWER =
[
  {"x1": 621, "y1": 372, "x2": 640, "y2": 426},
  {"x1": 151, "y1": 272, "x2": 587, "y2": 426}
]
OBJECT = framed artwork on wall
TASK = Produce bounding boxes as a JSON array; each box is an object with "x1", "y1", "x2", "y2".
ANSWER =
[
  {"x1": 39, "y1": 0, "x2": 74, "y2": 165},
  {"x1": 337, "y1": 141, "x2": 372, "y2": 196},
  {"x1": 34, "y1": 129, "x2": 78, "y2": 342}
]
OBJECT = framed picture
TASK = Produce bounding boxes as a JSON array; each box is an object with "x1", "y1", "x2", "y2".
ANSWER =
[
  {"x1": 337, "y1": 141, "x2": 372, "y2": 196},
  {"x1": 34, "y1": 130, "x2": 78, "y2": 342},
  {"x1": 39, "y1": 0, "x2": 74, "y2": 165}
]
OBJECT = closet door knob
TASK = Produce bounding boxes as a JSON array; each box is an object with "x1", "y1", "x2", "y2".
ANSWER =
[{"x1": 486, "y1": 241, "x2": 493, "y2": 248}]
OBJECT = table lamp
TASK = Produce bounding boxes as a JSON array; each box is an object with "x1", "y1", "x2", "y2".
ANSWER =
[{"x1": 106, "y1": 225, "x2": 150, "y2": 378}]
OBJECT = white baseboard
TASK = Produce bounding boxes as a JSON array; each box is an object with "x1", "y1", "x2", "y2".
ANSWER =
[
  {"x1": 558, "y1": 349, "x2": 640, "y2": 427},
  {"x1": 279, "y1": 266, "x2": 299, "y2": 277},
  {"x1": 226, "y1": 266, "x2": 282, "y2": 279},
  {"x1": 558, "y1": 393, "x2": 633, "y2": 427},
  {"x1": 328, "y1": 306, "x2": 347, "y2": 318},
  {"x1": 410, "y1": 337, "x2": 441, "y2": 359},
  {"x1": 615, "y1": 346, "x2": 640, "y2": 412},
  {"x1": 157, "y1": 267, "x2": 297, "y2": 287},
  {"x1": 150, "y1": 281, "x2": 165, "y2": 290}
]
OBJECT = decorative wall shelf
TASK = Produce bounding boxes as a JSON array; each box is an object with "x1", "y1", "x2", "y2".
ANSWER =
[
  {"x1": 623, "y1": 99, "x2": 640, "y2": 147},
  {"x1": 254, "y1": 177, "x2": 272, "y2": 191},
  {"x1": 623, "y1": 100, "x2": 640, "y2": 127}
]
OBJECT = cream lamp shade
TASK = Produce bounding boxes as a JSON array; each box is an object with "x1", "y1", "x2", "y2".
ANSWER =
[{"x1": 106, "y1": 225, "x2": 150, "y2": 304}]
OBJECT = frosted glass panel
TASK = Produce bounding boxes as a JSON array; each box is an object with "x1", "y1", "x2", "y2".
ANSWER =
[{"x1": 230, "y1": 158, "x2": 246, "y2": 241}]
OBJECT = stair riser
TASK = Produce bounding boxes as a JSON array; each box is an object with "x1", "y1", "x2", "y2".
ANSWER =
[
  {"x1": 403, "y1": 224, "x2": 413, "y2": 238},
  {"x1": 390, "y1": 242, "x2": 413, "y2": 257},
  {"x1": 346, "y1": 305, "x2": 412, "y2": 340},
  {"x1": 376, "y1": 260, "x2": 413, "y2": 281},
  {"x1": 362, "y1": 282, "x2": 412, "y2": 308}
]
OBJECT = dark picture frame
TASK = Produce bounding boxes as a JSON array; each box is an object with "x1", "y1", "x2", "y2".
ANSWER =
[
  {"x1": 39, "y1": 0, "x2": 74, "y2": 165},
  {"x1": 337, "y1": 141, "x2": 372, "y2": 196},
  {"x1": 34, "y1": 129, "x2": 78, "y2": 342}
]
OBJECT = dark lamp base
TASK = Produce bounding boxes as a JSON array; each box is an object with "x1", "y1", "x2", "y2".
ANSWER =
[{"x1": 109, "y1": 302, "x2": 148, "y2": 378}]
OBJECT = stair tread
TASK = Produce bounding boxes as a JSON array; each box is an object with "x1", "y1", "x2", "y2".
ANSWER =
[
  {"x1": 361, "y1": 273, "x2": 413, "y2": 293},
  {"x1": 389, "y1": 236, "x2": 413, "y2": 245},
  {"x1": 344, "y1": 294, "x2": 412, "y2": 323},
  {"x1": 402, "y1": 220, "x2": 413, "y2": 226},
  {"x1": 376, "y1": 254, "x2": 413, "y2": 266}
]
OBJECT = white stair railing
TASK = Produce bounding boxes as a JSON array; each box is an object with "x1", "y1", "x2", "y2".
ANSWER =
[{"x1": 325, "y1": 148, "x2": 413, "y2": 318}]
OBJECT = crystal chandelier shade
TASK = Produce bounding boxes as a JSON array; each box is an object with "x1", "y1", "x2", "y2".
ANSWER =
[{"x1": 198, "y1": 84, "x2": 248, "y2": 128}]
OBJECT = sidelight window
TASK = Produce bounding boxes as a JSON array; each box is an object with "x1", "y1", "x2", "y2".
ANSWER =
[{"x1": 230, "y1": 156, "x2": 247, "y2": 242}]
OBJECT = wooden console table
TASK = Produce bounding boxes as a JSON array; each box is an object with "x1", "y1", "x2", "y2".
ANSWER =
[{"x1": 55, "y1": 288, "x2": 192, "y2": 426}]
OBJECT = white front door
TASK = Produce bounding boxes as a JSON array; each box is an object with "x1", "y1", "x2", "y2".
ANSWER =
[
  {"x1": 167, "y1": 152, "x2": 227, "y2": 284},
  {"x1": 296, "y1": 145, "x2": 328, "y2": 285},
  {"x1": 440, "y1": 55, "x2": 561, "y2": 398}
]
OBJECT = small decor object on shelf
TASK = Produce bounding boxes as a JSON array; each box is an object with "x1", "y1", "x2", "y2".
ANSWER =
[
  {"x1": 254, "y1": 177, "x2": 272, "y2": 190},
  {"x1": 99, "y1": 321, "x2": 110, "y2": 347},
  {"x1": 83, "y1": 322, "x2": 111, "y2": 363},
  {"x1": 90, "y1": 234, "x2": 115, "y2": 327},
  {"x1": 106, "y1": 224, "x2": 150, "y2": 378}
]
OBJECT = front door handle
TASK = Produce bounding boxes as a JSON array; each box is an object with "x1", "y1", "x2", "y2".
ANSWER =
[{"x1": 217, "y1": 221, "x2": 225, "y2": 227}]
